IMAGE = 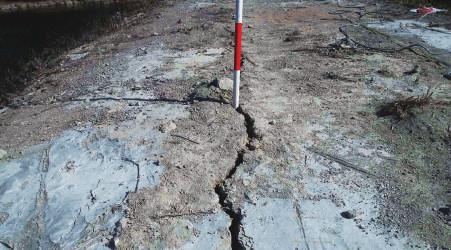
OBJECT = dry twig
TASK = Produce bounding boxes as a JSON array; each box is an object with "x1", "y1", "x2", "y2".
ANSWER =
[
  {"x1": 308, "y1": 147, "x2": 378, "y2": 178},
  {"x1": 170, "y1": 134, "x2": 200, "y2": 144}
]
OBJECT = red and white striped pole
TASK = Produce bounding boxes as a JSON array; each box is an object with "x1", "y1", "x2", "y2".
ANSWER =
[{"x1": 233, "y1": 0, "x2": 243, "y2": 109}]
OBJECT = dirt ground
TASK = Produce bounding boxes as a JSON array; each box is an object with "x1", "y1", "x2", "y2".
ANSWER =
[{"x1": 0, "y1": 0, "x2": 450, "y2": 249}]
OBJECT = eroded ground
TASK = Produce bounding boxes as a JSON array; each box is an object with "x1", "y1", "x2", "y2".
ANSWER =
[{"x1": 0, "y1": 0, "x2": 450, "y2": 249}]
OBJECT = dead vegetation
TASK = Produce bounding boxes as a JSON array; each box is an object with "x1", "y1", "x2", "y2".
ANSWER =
[{"x1": 376, "y1": 88, "x2": 448, "y2": 119}]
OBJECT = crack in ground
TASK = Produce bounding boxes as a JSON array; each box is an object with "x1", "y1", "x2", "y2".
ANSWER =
[
  {"x1": 106, "y1": 219, "x2": 122, "y2": 250},
  {"x1": 5, "y1": 95, "x2": 228, "y2": 109},
  {"x1": 36, "y1": 149, "x2": 50, "y2": 249},
  {"x1": 149, "y1": 210, "x2": 215, "y2": 220},
  {"x1": 0, "y1": 241, "x2": 13, "y2": 249},
  {"x1": 295, "y1": 203, "x2": 311, "y2": 250},
  {"x1": 19, "y1": 148, "x2": 60, "y2": 249},
  {"x1": 122, "y1": 157, "x2": 141, "y2": 192},
  {"x1": 236, "y1": 106, "x2": 260, "y2": 144},
  {"x1": 214, "y1": 169, "x2": 245, "y2": 250},
  {"x1": 107, "y1": 157, "x2": 142, "y2": 249},
  {"x1": 214, "y1": 106, "x2": 259, "y2": 250}
]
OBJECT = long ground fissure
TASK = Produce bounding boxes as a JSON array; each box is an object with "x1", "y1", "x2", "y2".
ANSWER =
[{"x1": 214, "y1": 106, "x2": 259, "y2": 250}]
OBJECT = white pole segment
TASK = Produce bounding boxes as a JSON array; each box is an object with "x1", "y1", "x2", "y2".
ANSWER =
[
  {"x1": 236, "y1": 0, "x2": 243, "y2": 22},
  {"x1": 233, "y1": 71, "x2": 240, "y2": 109}
]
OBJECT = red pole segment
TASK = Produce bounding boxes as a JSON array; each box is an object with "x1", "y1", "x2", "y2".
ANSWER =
[{"x1": 234, "y1": 23, "x2": 243, "y2": 71}]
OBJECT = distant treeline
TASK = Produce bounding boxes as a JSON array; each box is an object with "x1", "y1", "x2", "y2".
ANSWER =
[
  {"x1": 0, "y1": 10, "x2": 119, "y2": 104},
  {"x1": 0, "y1": 1, "x2": 155, "y2": 104}
]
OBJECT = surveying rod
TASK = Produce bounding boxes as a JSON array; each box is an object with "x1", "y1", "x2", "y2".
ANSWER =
[{"x1": 232, "y1": 0, "x2": 243, "y2": 109}]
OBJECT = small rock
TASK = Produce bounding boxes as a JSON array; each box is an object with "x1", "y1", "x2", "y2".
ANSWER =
[
  {"x1": 0, "y1": 107, "x2": 7, "y2": 115},
  {"x1": 444, "y1": 72, "x2": 451, "y2": 80},
  {"x1": 214, "y1": 77, "x2": 233, "y2": 91},
  {"x1": 438, "y1": 206, "x2": 450, "y2": 216},
  {"x1": 159, "y1": 121, "x2": 177, "y2": 133},
  {"x1": 135, "y1": 47, "x2": 147, "y2": 56},
  {"x1": 0, "y1": 212, "x2": 9, "y2": 224},
  {"x1": 404, "y1": 65, "x2": 421, "y2": 83},
  {"x1": 268, "y1": 120, "x2": 276, "y2": 125},
  {"x1": 377, "y1": 66, "x2": 398, "y2": 78},
  {"x1": 248, "y1": 140, "x2": 261, "y2": 151},
  {"x1": 152, "y1": 32, "x2": 159, "y2": 36},
  {"x1": 0, "y1": 149, "x2": 7, "y2": 160},
  {"x1": 324, "y1": 71, "x2": 339, "y2": 80},
  {"x1": 340, "y1": 210, "x2": 356, "y2": 219},
  {"x1": 404, "y1": 65, "x2": 420, "y2": 75},
  {"x1": 131, "y1": 85, "x2": 142, "y2": 91}
]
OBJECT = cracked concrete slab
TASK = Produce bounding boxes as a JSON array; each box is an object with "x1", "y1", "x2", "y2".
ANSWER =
[
  {"x1": 0, "y1": 103, "x2": 188, "y2": 248},
  {"x1": 239, "y1": 198, "x2": 305, "y2": 250}
]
